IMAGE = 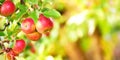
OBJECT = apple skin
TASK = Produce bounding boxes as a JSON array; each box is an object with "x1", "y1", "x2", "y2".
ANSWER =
[
  {"x1": 21, "y1": 18, "x2": 36, "y2": 34},
  {"x1": 7, "y1": 53, "x2": 15, "y2": 60},
  {"x1": 13, "y1": 39, "x2": 26, "y2": 55},
  {"x1": 26, "y1": 32, "x2": 42, "y2": 41},
  {"x1": 1, "y1": 1, "x2": 15, "y2": 16},
  {"x1": 7, "y1": 50, "x2": 17, "y2": 60},
  {"x1": 8, "y1": 50, "x2": 18, "y2": 56},
  {"x1": 36, "y1": 14, "x2": 53, "y2": 33}
]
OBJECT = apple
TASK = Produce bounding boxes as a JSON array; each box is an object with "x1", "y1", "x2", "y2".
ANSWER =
[
  {"x1": 26, "y1": 32, "x2": 42, "y2": 41},
  {"x1": 21, "y1": 18, "x2": 36, "y2": 34},
  {"x1": 36, "y1": 14, "x2": 53, "y2": 33},
  {"x1": 7, "y1": 50, "x2": 17, "y2": 60},
  {"x1": 7, "y1": 53, "x2": 15, "y2": 60},
  {"x1": 13, "y1": 39, "x2": 26, "y2": 54},
  {"x1": 8, "y1": 50, "x2": 18, "y2": 56},
  {"x1": 1, "y1": 0, "x2": 15, "y2": 16}
]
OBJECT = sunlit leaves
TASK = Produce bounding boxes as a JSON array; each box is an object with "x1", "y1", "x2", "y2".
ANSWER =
[
  {"x1": 14, "y1": 3, "x2": 28, "y2": 20},
  {"x1": 42, "y1": 8, "x2": 61, "y2": 18},
  {"x1": 67, "y1": 10, "x2": 89, "y2": 25},
  {"x1": 0, "y1": 32, "x2": 5, "y2": 36},
  {"x1": 42, "y1": 0, "x2": 53, "y2": 5},
  {"x1": 0, "y1": 16, "x2": 6, "y2": 30},
  {"x1": 17, "y1": 31, "x2": 26, "y2": 39},
  {"x1": 0, "y1": 0, "x2": 4, "y2": 4},
  {"x1": 28, "y1": 10, "x2": 39, "y2": 23},
  {"x1": 26, "y1": 0, "x2": 38, "y2": 5}
]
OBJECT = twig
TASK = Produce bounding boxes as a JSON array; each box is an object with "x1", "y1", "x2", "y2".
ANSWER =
[
  {"x1": 0, "y1": 52, "x2": 4, "y2": 55},
  {"x1": 20, "y1": 0, "x2": 25, "y2": 5}
]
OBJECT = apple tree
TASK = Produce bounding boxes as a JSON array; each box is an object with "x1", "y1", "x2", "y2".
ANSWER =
[{"x1": 0, "y1": 0, "x2": 61, "y2": 60}]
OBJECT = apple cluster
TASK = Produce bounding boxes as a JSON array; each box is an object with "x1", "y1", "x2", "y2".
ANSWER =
[
  {"x1": 0, "y1": 0, "x2": 54, "y2": 60},
  {"x1": 21, "y1": 14, "x2": 53, "y2": 41}
]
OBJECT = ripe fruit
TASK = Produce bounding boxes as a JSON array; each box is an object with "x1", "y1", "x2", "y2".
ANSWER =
[
  {"x1": 36, "y1": 14, "x2": 53, "y2": 33},
  {"x1": 1, "y1": 1, "x2": 15, "y2": 16},
  {"x1": 21, "y1": 18, "x2": 36, "y2": 34},
  {"x1": 26, "y1": 32, "x2": 42, "y2": 41},
  {"x1": 8, "y1": 50, "x2": 18, "y2": 56},
  {"x1": 7, "y1": 50, "x2": 17, "y2": 60},
  {"x1": 13, "y1": 39, "x2": 26, "y2": 54},
  {"x1": 7, "y1": 53, "x2": 15, "y2": 60}
]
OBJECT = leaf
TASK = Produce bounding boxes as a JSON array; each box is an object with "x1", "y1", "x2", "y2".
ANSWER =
[
  {"x1": 7, "y1": 31, "x2": 13, "y2": 37},
  {"x1": 17, "y1": 3, "x2": 28, "y2": 11},
  {"x1": 0, "y1": 32, "x2": 5, "y2": 36},
  {"x1": 43, "y1": 9, "x2": 61, "y2": 18},
  {"x1": 0, "y1": 0, "x2": 4, "y2": 4},
  {"x1": 42, "y1": 0, "x2": 53, "y2": 4},
  {"x1": 15, "y1": 11, "x2": 25, "y2": 20},
  {"x1": 8, "y1": 20, "x2": 18, "y2": 32},
  {"x1": 17, "y1": 31, "x2": 25, "y2": 39},
  {"x1": 9, "y1": 41, "x2": 14, "y2": 48},
  {"x1": 0, "y1": 16, "x2": 6, "y2": 30},
  {"x1": 15, "y1": 3, "x2": 28, "y2": 20},
  {"x1": 28, "y1": 10, "x2": 39, "y2": 23},
  {"x1": 26, "y1": 0, "x2": 38, "y2": 5}
]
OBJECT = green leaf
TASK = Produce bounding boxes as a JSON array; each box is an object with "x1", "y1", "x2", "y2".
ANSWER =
[
  {"x1": 26, "y1": 0, "x2": 38, "y2": 5},
  {"x1": 0, "y1": 32, "x2": 5, "y2": 36},
  {"x1": 0, "y1": 0, "x2": 4, "y2": 4},
  {"x1": 43, "y1": 9, "x2": 61, "y2": 18},
  {"x1": 28, "y1": 10, "x2": 39, "y2": 23},
  {"x1": 15, "y1": 11, "x2": 26, "y2": 20},
  {"x1": 15, "y1": 3, "x2": 28, "y2": 20},
  {"x1": 7, "y1": 31, "x2": 13, "y2": 37},
  {"x1": 17, "y1": 31, "x2": 25, "y2": 39},
  {"x1": 8, "y1": 20, "x2": 18, "y2": 32},
  {"x1": 0, "y1": 16, "x2": 6, "y2": 30},
  {"x1": 42, "y1": 0, "x2": 53, "y2": 4},
  {"x1": 17, "y1": 3, "x2": 28, "y2": 11},
  {"x1": 9, "y1": 41, "x2": 14, "y2": 48}
]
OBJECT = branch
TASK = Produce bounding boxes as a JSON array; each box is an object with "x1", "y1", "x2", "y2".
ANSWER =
[{"x1": 20, "y1": 0, "x2": 25, "y2": 5}]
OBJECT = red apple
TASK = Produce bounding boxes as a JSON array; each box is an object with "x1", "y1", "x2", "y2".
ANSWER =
[
  {"x1": 8, "y1": 50, "x2": 18, "y2": 56},
  {"x1": 1, "y1": 0, "x2": 15, "y2": 16},
  {"x1": 21, "y1": 18, "x2": 36, "y2": 34},
  {"x1": 7, "y1": 50, "x2": 17, "y2": 60},
  {"x1": 13, "y1": 39, "x2": 26, "y2": 54},
  {"x1": 26, "y1": 32, "x2": 42, "y2": 41},
  {"x1": 36, "y1": 14, "x2": 53, "y2": 33},
  {"x1": 7, "y1": 53, "x2": 15, "y2": 60}
]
